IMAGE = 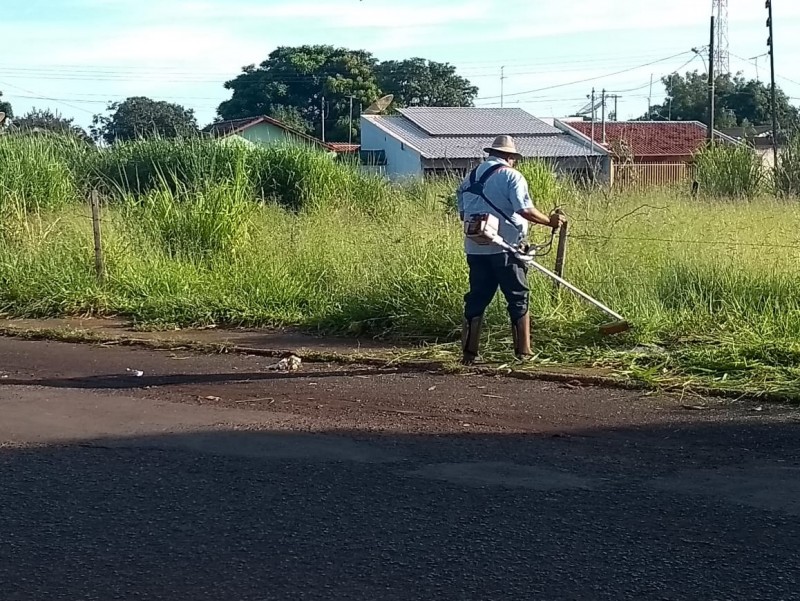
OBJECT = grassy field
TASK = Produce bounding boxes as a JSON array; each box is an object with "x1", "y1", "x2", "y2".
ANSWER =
[{"x1": 2, "y1": 134, "x2": 800, "y2": 398}]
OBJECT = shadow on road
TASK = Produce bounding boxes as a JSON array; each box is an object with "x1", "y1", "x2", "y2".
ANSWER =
[
  {"x1": 0, "y1": 367, "x2": 409, "y2": 390},
  {"x1": 2, "y1": 419, "x2": 799, "y2": 601}
]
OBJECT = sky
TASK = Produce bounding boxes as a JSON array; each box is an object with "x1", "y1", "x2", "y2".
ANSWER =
[{"x1": 2, "y1": 0, "x2": 800, "y2": 132}]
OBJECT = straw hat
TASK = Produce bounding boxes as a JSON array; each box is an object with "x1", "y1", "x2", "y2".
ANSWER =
[{"x1": 484, "y1": 135, "x2": 522, "y2": 158}]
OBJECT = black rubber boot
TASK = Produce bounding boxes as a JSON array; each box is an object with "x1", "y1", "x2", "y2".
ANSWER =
[
  {"x1": 461, "y1": 316, "x2": 483, "y2": 365},
  {"x1": 511, "y1": 313, "x2": 532, "y2": 360}
]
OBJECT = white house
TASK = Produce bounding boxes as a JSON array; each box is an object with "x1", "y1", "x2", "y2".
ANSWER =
[{"x1": 360, "y1": 107, "x2": 610, "y2": 182}]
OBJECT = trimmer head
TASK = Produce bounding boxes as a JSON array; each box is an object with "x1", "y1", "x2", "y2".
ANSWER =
[{"x1": 598, "y1": 321, "x2": 632, "y2": 336}]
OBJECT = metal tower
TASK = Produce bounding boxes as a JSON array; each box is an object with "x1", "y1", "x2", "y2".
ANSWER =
[{"x1": 713, "y1": 0, "x2": 730, "y2": 74}]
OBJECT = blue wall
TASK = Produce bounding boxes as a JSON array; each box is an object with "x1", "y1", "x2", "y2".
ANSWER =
[{"x1": 360, "y1": 118, "x2": 422, "y2": 180}]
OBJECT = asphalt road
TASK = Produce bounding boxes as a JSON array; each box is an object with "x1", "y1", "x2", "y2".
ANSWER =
[{"x1": 1, "y1": 337, "x2": 799, "y2": 600}]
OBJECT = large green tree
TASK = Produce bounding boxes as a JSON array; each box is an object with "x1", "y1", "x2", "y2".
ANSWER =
[
  {"x1": 91, "y1": 96, "x2": 198, "y2": 144},
  {"x1": 12, "y1": 108, "x2": 90, "y2": 141},
  {"x1": 218, "y1": 45, "x2": 382, "y2": 142},
  {"x1": 375, "y1": 58, "x2": 478, "y2": 108},
  {"x1": 643, "y1": 70, "x2": 799, "y2": 131},
  {"x1": 217, "y1": 46, "x2": 479, "y2": 142}
]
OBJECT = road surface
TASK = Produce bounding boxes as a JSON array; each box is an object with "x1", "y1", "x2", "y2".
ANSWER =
[{"x1": 1, "y1": 337, "x2": 799, "y2": 600}]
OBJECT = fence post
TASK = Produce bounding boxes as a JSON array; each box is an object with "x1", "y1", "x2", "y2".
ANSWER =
[
  {"x1": 553, "y1": 209, "x2": 568, "y2": 293},
  {"x1": 90, "y1": 189, "x2": 105, "y2": 284}
]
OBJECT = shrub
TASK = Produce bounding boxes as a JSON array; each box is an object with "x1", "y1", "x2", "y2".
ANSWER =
[
  {"x1": 773, "y1": 134, "x2": 800, "y2": 197},
  {"x1": 694, "y1": 142, "x2": 765, "y2": 199}
]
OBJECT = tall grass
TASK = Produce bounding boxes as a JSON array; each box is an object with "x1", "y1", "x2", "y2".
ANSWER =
[
  {"x1": 2, "y1": 134, "x2": 800, "y2": 395},
  {"x1": 773, "y1": 134, "x2": 800, "y2": 197},
  {"x1": 0, "y1": 135, "x2": 90, "y2": 215},
  {"x1": 694, "y1": 142, "x2": 765, "y2": 199},
  {"x1": 518, "y1": 160, "x2": 570, "y2": 208},
  {"x1": 88, "y1": 136, "x2": 400, "y2": 215}
]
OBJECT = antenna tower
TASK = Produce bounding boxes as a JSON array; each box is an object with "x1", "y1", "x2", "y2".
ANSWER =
[{"x1": 712, "y1": 0, "x2": 730, "y2": 74}]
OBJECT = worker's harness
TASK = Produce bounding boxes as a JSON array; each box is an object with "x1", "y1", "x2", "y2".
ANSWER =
[{"x1": 462, "y1": 164, "x2": 524, "y2": 246}]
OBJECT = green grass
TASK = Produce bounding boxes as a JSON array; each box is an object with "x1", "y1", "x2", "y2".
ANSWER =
[
  {"x1": 1, "y1": 135, "x2": 799, "y2": 398},
  {"x1": 694, "y1": 142, "x2": 766, "y2": 199}
]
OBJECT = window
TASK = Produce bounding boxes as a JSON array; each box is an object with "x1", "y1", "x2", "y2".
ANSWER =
[{"x1": 359, "y1": 149, "x2": 387, "y2": 166}]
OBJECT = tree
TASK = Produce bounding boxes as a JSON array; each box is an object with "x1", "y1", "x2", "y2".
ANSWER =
[
  {"x1": 0, "y1": 91, "x2": 12, "y2": 120},
  {"x1": 218, "y1": 45, "x2": 382, "y2": 142},
  {"x1": 643, "y1": 70, "x2": 799, "y2": 131},
  {"x1": 91, "y1": 96, "x2": 198, "y2": 144},
  {"x1": 216, "y1": 46, "x2": 480, "y2": 142},
  {"x1": 11, "y1": 108, "x2": 90, "y2": 141},
  {"x1": 375, "y1": 58, "x2": 478, "y2": 108},
  {"x1": 269, "y1": 105, "x2": 313, "y2": 134}
]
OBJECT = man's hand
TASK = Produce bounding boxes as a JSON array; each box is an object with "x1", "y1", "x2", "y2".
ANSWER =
[{"x1": 549, "y1": 212, "x2": 567, "y2": 229}]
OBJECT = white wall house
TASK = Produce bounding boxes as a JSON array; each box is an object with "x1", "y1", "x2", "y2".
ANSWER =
[{"x1": 360, "y1": 107, "x2": 611, "y2": 183}]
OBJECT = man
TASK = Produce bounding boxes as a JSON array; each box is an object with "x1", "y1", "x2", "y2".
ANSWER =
[{"x1": 456, "y1": 135, "x2": 565, "y2": 365}]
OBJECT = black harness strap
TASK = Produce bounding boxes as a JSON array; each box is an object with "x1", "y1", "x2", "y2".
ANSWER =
[{"x1": 465, "y1": 164, "x2": 519, "y2": 229}]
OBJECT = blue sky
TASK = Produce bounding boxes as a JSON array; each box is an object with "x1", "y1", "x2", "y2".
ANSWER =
[{"x1": 3, "y1": 0, "x2": 800, "y2": 131}]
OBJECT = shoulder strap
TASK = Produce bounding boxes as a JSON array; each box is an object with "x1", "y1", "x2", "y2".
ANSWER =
[
  {"x1": 478, "y1": 163, "x2": 506, "y2": 185},
  {"x1": 465, "y1": 163, "x2": 518, "y2": 228}
]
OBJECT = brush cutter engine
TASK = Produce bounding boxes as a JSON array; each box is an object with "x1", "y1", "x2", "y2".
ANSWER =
[{"x1": 464, "y1": 213, "x2": 501, "y2": 246}]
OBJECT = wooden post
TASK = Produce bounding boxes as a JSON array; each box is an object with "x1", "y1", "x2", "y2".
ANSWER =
[
  {"x1": 90, "y1": 190, "x2": 105, "y2": 283},
  {"x1": 553, "y1": 209, "x2": 568, "y2": 292}
]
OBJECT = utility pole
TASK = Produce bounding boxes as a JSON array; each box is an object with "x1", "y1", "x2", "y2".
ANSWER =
[
  {"x1": 707, "y1": 15, "x2": 716, "y2": 142},
  {"x1": 500, "y1": 66, "x2": 506, "y2": 108},
  {"x1": 321, "y1": 96, "x2": 326, "y2": 143},
  {"x1": 767, "y1": 0, "x2": 779, "y2": 169},
  {"x1": 590, "y1": 88, "x2": 596, "y2": 146},
  {"x1": 612, "y1": 94, "x2": 620, "y2": 121},
  {"x1": 601, "y1": 89, "x2": 607, "y2": 144},
  {"x1": 348, "y1": 95, "x2": 354, "y2": 145},
  {"x1": 647, "y1": 74, "x2": 653, "y2": 118}
]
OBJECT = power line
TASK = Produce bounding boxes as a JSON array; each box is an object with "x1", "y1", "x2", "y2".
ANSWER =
[
  {"x1": 0, "y1": 54, "x2": 695, "y2": 85},
  {"x1": 607, "y1": 54, "x2": 704, "y2": 94},
  {"x1": 731, "y1": 52, "x2": 800, "y2": 90},
  {"x1": 475, "y1": 51, "x2": 696, "y2": 101},
  {"x1": 0, "y1": 79, "x2": 95, "y2": 115},
  {"x1": 0, "y1": 48, "x2": 691, "y2": 74}
]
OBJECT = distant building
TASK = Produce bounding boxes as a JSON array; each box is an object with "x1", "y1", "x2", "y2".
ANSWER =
[
  {"x1": 719, "y1": 125, "x2": 778, "y2": 169},
  {"x1": 203, "y1": 116, "x2": 333, "y2": 152},
  {"x1": 359, "y1": 107, "x2": 610, "y2": 182},
  {"x1": 557, "y1": 120, "x2": 739, "y2": 165},
  {"x1": 555, "y1": 120, "x2": 743, "y2": 188}
]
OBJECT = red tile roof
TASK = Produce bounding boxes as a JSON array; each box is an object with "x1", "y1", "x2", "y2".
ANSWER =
[
  {"x1": 566, "y1": 120, "x2": 714, "y2": 158},
  {"x1": 328, "y1": 143, "x2": 360, "y2": 153}
]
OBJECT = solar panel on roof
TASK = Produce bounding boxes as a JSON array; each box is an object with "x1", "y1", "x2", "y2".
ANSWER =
[{"x1": 396, "y1": 107, "x2": 560, "y2": 136}]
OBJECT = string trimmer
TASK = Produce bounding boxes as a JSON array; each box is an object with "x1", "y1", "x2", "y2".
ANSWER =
[{"x1": 464, "y1": 214, "x2": 631, "y2": 336}]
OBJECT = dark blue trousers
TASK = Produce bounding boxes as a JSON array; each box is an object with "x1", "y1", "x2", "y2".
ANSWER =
[{"x1": 463, "y1": 253, "x2": 529, "y2": 323}]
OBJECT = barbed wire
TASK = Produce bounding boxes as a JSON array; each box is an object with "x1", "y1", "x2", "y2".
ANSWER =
[{"x1": 567, "y1": 233, "x2": 799, "y2": 250}]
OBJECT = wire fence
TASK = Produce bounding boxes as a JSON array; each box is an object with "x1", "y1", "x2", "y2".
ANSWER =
[{"x1": 568, "y1": 233, "x2": 799, "y2": 250}]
